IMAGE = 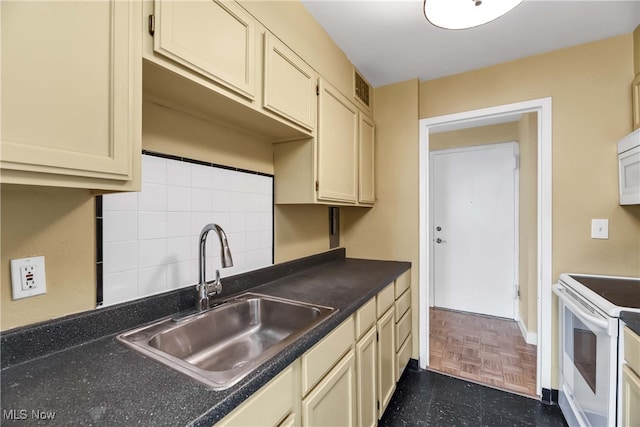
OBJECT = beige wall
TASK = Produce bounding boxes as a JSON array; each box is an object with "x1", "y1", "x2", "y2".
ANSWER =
[
  {"x1": 634, "y1": 25, "x2": 640, "y2": 76},
  {"x1": 1, "y1": 186, "x2": 96, "y2": 330},
  {"x1": 518, "y1": 113, "x2": 538, "y2": 335},
  {"x1": 421, "y1": 34, "x2": 640, "y2": 280},
  {"x1": 429, "y1": 119, "x2": 538, "y2": 335},
  {"x1": 342, "y1": 79, "x2": 420, "y2": 357}
]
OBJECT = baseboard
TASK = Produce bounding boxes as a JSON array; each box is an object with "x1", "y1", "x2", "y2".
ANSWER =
[{"x1": 517, "y1": 316, "x2": 538, "y2": 345}]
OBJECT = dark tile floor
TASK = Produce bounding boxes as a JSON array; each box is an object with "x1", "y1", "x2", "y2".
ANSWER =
[{"x1": 380, "y1": 367, "x2": 568, "y2": 427}]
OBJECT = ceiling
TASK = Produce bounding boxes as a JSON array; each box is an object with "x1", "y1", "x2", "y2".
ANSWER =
[{"x1": 301, "y1": 0, "x2": 640, "y2": 88}]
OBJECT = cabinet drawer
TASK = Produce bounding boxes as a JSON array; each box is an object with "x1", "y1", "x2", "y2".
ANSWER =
[
  {"x1": 396, "y1": 333, "x2": 412, "y2": 382},
  {"x1": 395, "y1": 309, "x2": 411, "y2": 352},
  {"x1": 377, "y1": 284, "x2": 394, "y2": 318},
  {"x1": 394, "y1": 270, "x2": 410, "y2": 298},
  {"x1": 395, "y1": 289, "x2": 411, "y2": 320},
  {"x1": 219, "y1": 363, "x2": 295, "y2": 426},
  {"x1": 355, "y1": 297, "x2": 376, "y2": 340},
  {"x1": 302, "y1": 316, "x2": 354, "y2": 395},
  {"x1": 625, "y1": 326, "x2": 640, "y2": 375}
]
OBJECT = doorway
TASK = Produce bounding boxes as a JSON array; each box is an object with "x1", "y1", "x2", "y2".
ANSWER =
[
  {"x1": 418, "y1": 98, "x2": 553, "y2": 397},
  {"x1": 431, "y1": 142, "x2": 519, "y2": 319}
]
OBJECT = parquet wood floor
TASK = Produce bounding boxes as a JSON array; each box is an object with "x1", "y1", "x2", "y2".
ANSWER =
[{"x1": 429, "y1": 307, "x2": 538, "y2": 397}]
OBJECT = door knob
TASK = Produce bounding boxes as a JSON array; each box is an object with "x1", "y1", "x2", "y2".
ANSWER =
[
  {"x1": 436, "y1": 238, "x2": 446, "y2": 243},
  {"x1": 436, "y1": 226, "x2": 442, "y2": 231}
]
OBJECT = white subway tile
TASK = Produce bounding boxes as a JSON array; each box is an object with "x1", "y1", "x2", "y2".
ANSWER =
[
  {"x1": 138, "y1": 211, "x2": 166, "y2": 240},
  {"x1": 138, "y1": 183, "x2": 167, "y2": 212},
  {"x1": 103, "y1": 241, "x2": 138, "y2": 274},
  {"x1": 191, "y1": 164, "x2": 213, "y2": 189},
  {"x1": 228, "y1": 213, "x2": 246, "y2": 233},
  {"x1": 167, "y1": 160, "x2": 191, "y2": 187},
  {"x1": 142, "y1": 155, "x2": 167, "y2": 184},
  {"x1": 228, "y1": 192, "x2": 246, "y2": 212},
  {"x1": 212, "y1": 168, "x2": 231, "y2": 190},
  {"x1": 247, "y1": 174, "x2": 272, "y2": 195},
  {"x1": 191, "y1": 188, "x2": 213, "y2": 212},
  {"x1": 167, "y1": 212, "x2": 191, "y2": 238},
  {"x1": 103, "y1": 191, "x2": 138, "y2": 211},
  {"x1": 246, "y1": 230, "x2": 271, "y2": 251},
  {"x1": 103, "y1": 211, "x2": 138, "y2": 243},
  {"x1": 246, "y1": 212, "x2": 271, "y2": 231},
  {"x1": 226, "y1": 232, "x2": 246, "y2": 254},
  {"x1": 138, "y1": 239, "x2": 167, "y2": 268},
  {"x1": 167, "y1": 261, "x2": 196, "y2": 289},
  {"x1": 227, "y1": 171, "x2": 247, "y2": 192},
  {"x1": 138, "y1": 265, "x2": 167, "y2": 296},
  {"x1": 167, "y1": 185, "x2": 191, "y2": 212},
  {"x1": 166, "y1": 236, "x2": 192, "y2": 263},
  {"x1": 211, "y1": 190, "x2": 230, "y2": 212},
  {"x1": 103, "y1": 269, "x2": 138, "y2": 305}
]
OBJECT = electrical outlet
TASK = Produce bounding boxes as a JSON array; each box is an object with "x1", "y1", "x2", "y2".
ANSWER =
[{"x1": 11, "y1": 256, "x2": 47, "y2": 300}]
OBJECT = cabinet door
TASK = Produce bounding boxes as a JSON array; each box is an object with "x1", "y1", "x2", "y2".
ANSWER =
[
  {"x1": 356, "y1": 327, "x2": 377, "y2": 427},
  {"x1": 263, "y1": 33, "x2": 316, "y2": 131},
  {"x1": 302, "y1": 350, "x2": 357, "y2": 427},
  {"x1": 219, "y1": 364, "x2": 296, "y2": 426},
  {"x1": 377, "y1": 307, "x2": 396, "y2": 418},
  {"x1": 1, "y1": 0, "x2": 141, "y2": 189},
  {"x1": 622, "y1": 365, "x2": 640, "y2": 427},
  {"x1": 154, "y1": 0, "x2": 255, "y2": 99},
  {"x1": 317, "y1": 80, "x2": 359, "y2": 204},
  {"x1": 359, "y1": 114, "x2": 376, "y2": 204}
]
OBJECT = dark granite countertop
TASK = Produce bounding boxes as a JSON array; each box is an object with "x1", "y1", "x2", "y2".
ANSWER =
[
  {"x1": 1, "y1": 250, "x2": 410, "y2": 426},
  {"x1": 621, "y1": 311, "x2": 640, "y2": 336}
]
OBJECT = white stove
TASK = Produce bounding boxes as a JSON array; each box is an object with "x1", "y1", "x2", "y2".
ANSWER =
[{"x1": 553, "y1": 273, "x2": 640, "y2": 427}]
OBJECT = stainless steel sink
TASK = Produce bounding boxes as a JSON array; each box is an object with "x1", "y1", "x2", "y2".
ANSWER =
[{"x1": 116, "y1": 293, "x2": 335, "y2": 389}]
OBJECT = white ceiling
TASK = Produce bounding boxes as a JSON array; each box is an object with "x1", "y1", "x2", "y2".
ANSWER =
[{"x1": 301, "y1": 0, "x2": 640, "y2": 88}]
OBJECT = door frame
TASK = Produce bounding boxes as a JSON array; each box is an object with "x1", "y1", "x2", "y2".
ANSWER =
[
  {"x1": 429, "y1": 142, "x2": 520, "y2": 321},
  {"x1": 418, "y1": 97, "x2": 553, "y2": 396}
]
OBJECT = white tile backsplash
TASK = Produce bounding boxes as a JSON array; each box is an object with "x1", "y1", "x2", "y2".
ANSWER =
[{"x1": 102, "y1": 154, "x2": 273, "y2": 306}]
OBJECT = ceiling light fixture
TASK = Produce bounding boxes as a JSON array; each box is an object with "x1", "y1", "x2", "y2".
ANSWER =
[{"x1": 424, "y1": 0, "x2": 524, "y2": 30}]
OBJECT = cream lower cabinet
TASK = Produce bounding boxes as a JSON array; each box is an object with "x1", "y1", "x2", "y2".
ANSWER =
[
  {"x1": 1, "y1": 0, "x2": 142, "y2": 191},
  {"x1": 394, "y1": 270, "x2": 412, "y2": 381},
  {"x1": 622, "y1": 326, "x2": 640, "y2": 427},
  {"x1": 355, "y1": 298, "x2": 378, "y2": 427},
  {"x1": 220, "y1": 363, "x2": 298, "y2": 426},
  {"x1": 377, "y1": 305, "x2": 396, "y2": 418},
  {"x1": 302, "y1": 350, "x2": 357, "y2": 426}
]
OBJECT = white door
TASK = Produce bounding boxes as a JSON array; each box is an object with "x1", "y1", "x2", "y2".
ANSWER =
[{"x1": 431, "y1": 142, "x2": 518, "y2": 319}]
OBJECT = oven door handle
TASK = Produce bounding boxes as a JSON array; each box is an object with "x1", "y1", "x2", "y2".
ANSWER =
[{"x1": 553, "y1": 284, "x2": 610, "y2": 331}]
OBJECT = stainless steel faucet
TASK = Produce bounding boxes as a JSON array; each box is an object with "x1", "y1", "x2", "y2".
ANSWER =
[{"x1": 196, "y1": 223, "x2": 233, "y2": 312}]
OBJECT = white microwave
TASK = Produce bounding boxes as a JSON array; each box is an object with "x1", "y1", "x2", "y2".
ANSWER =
[{"x1": 618, "y1": 128, "x2": 640, "y2": 205}]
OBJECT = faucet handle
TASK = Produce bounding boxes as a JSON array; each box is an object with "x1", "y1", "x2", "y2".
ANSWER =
[{"x1": 214, "y1": 269, "x2": 222, "y2": 294}]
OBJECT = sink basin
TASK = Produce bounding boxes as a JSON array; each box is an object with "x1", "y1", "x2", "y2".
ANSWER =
[{"x1": 116, "y1": 293, "x2": 335, "y2": 389}]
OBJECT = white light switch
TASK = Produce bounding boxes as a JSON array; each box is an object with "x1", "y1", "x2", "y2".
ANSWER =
[{"x1": 591, "y1": 219, "x2": 609, "y2": 239}]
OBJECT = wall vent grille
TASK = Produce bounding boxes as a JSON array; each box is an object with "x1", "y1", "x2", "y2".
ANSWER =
[{"x1": 354, "y1": 71, "x2": 370, "y2": 107}]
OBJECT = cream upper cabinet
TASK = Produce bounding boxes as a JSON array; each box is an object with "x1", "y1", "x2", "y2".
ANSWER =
[
  {"x1": 359, "y1": 114, "x2": 376, "y2": 204},
  {"x1": 317, "y1": 79, "x2": 359, "y2": 204},
  {"x1": 153, "y1": 0, "x2": 255, "y2": 100},
  {"x1": 1, "y1": 0, "x2": 142, "y2": 191},
  {"x1": 263, "y1": 32, "x2": 317, "y2": 131}
]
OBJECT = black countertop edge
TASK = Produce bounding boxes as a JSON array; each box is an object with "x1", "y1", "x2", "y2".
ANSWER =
[
  {"x1": 621, "y1": 311, "x2": 640, "y2": 336},
  {"x1": 0, "y1": 248, "x2": 346, "y2": 369}
]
